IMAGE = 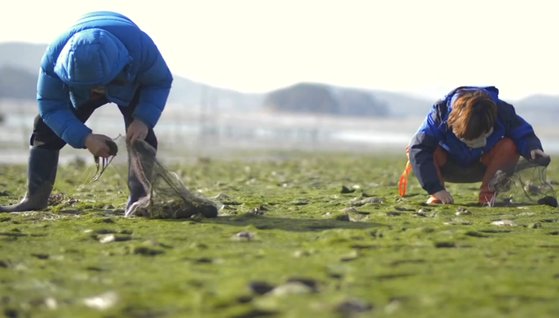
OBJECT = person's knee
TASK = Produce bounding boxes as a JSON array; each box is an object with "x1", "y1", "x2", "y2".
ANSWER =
[
  {"x1": 495, "y1": 138, "x2": 518, "y2": 156},
  {"x1": 482, "y1": 137, "x2": 519, "y2": 168},
  {"x1": 30, "y1": 133, "x2": 66, "y2": 150},
  {"x1": 433, "y1": 147, "x2": 448, "y2": 167}
]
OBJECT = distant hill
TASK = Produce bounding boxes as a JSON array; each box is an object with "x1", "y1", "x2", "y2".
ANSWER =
[
  {"x1": 514, "y1": 94, "x2": 559, "y2": 125},
  {"x1": 1, "y1": 41, "x2": 558, "y2": 121},
  {"x1": 0, "y1": 65, "x2": 37, "y2": 99},
  {"x1": 0, "y1": 42, "x2": 434, "y2": 117},
  {"x1": 0, "y1": 41, "x2": 263, "y2": 111},
  {"x1": 362, "y1": 89, "x2": 432, "y2": 117},
  {"x1": 168, "y1": 76, "x2": 263, "y2": 112},
  {"x1": 263, "y1": 82, "x2": 390, "y2": 117},
  {"x1": 0, "y1": 42, "x2": 45, "y2": 100},
  {"x1": 0, "y1": 42, "x2": 46, "y2": 74}
]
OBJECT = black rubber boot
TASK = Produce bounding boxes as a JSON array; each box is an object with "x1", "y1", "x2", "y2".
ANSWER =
[
  {"x1": 125, "y1": 140, "x2": 156, "y2": 213},
  {"x1": 0, "y1": 147, "x2": 59, "y2": 212},
  {"x1": 125, "y1": 172, "x2": 150, "y2": 213}
]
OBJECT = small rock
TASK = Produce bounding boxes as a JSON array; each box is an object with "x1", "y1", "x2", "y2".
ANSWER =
[
  {"x1": 214, "y1": 193, "x2": 240, "y2": 205},
  {"x1": 491, "y1": 219, "x2": 517, "y2": 227},
  {"x1": 45, "y1": 297, "x2": 58, "y2": 310},
  {"x1": 98, "y1": 234, "x2": 115, "y2": 244},
  {"x1": 340, "y1": 185, "x2": 355, "y2": 194},
  {"x1": 98, "y1": 234, "x2": 131, "y2": 243},
  {"x1": 455, "y1": 207, "x2": 471, "y2": 216},
  {"x1": 270, "y1": 282, "x2": 314, "y2": 296},
  {"x1": 336, "y1": 298, "x2": 373, "y2": 315},
  {"x1": 249, "y1": 281, "x2": 275, "y2": 295},
  {"x1": 538, "y1": 196, "x2": 558, "y2": 207},
  {"x1": 346, "y1": 210, "x2": 370, "y2": 222},
  {"x1": 434, "y1": 241, "x2": 456, "y2": 248},
  {"x1": 31, "y1": 253, "x2": 49, "y2": 260},
  {"x1": 213, "y1": 192, "x2": 231, "y2": 201},
  {"x1": 286, "y1": 277, "x2": 318, "y2": 292},
  {"x1": 233, "y1": 231, "x2": 255, "y2": 241},
  {"x1": 83, "y1": 291, "x2": 118, "y2": 310},
  {"x1": 444, "y1": 218, "x2": 472, "y2": 225},
  {"x1": 132, "y1": 246, "x2": 164, "y2": 256},
  {"x1": 350, "y1": 197, "x2": 383, "y2": 206},
  {"x1": 250, "y1": 205, "x2": 269, "y2": 215},
  {"x1": 386, "y1": 211, "x2": 402, "y2": 217},
  {"x1": 291, "y1": 199, "x2": 309, "y2": 205},
  {"x1": 293, "y1": 250, "x2": 311, "y2": 258}
]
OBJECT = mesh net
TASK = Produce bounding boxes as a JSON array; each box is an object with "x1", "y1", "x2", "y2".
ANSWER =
[
  {"x1": 123, "y1": 140, "x2": 218, "y2": 218},
  {"x1": 489, "y1": 157, "x2": 557, "y2": 207}
]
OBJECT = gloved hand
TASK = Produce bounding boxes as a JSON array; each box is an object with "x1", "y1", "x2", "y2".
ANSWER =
[{"x1": 530, "y1": 149, "x2": 550, "y2": 166}]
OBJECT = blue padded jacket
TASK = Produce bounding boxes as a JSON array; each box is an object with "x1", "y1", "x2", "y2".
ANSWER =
[
  {"x1": 37, "y1": 11, "x2": 173, "y2": 148},
  {"x1": 408, "y1": 86, "x2": 543, "y2": 194}
]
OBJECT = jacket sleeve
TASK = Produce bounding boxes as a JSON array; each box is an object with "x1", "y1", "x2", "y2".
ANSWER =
[
  {"x1": 132, "y1": 36, "x2": 173, "y2": 128},
  {"x1": 37, "y1": 69, "x2": 92, "y2": 148},
  {"x1": 409, "y1": 106, "x2": 446, "y2": 194},
  {"x1": 498, "y1": 101, "x2": 543, "y2": 159}
]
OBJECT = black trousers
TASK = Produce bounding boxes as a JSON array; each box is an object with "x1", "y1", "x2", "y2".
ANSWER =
[
  {"x1": 30, "y1": 91, "x2": 158, "y2": 151},
  {"x1": 440, "y1": 159, "x2": 486, "y2": 183}
]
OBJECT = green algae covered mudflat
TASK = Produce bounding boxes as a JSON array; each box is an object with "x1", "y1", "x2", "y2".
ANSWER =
[{"x1": 1, "y1": 152, "x2": 558, "y2": 318}]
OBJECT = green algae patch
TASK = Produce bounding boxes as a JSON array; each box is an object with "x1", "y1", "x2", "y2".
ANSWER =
[{"x1": 1, "y1": 152, "x2": 559, "y2": 318}]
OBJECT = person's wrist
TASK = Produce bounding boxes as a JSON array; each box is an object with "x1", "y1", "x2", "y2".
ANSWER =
[{"x1": 84, "y1": 133, "x2": 93, "y2": 147}]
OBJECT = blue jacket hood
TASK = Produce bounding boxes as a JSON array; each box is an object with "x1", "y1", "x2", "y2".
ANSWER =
[{"x1": 54, "y1": 28, "x2": 131, "y2": 86}]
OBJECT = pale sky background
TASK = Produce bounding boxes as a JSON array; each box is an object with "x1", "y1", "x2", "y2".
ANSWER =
[{"x1": 1, "y1": 0, "x2": 558, "y2": 100}]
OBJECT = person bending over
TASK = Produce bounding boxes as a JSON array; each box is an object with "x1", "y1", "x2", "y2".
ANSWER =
[
  {"x1": 404, "y1": 86, "x2": 549, "y2": 205},
  {"x1": 0, "y1": 11, "x2": 173, "y2": 212}
]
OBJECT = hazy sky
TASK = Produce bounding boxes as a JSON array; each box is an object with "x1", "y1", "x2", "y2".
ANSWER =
[{"x1": 1, "y1": 0, "x2": 557, "y2": 100}]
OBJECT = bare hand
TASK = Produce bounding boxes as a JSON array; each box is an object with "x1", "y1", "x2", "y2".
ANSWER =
[
  {"x1": 85, "y1": 134, "x2": 114, "y2": 158},
  {"x1": 432, "y1": 190, "x2": 454, "y2": 204},
  {"x1": 126, "y1": 119, "x2": 148, "y2": 144}
]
